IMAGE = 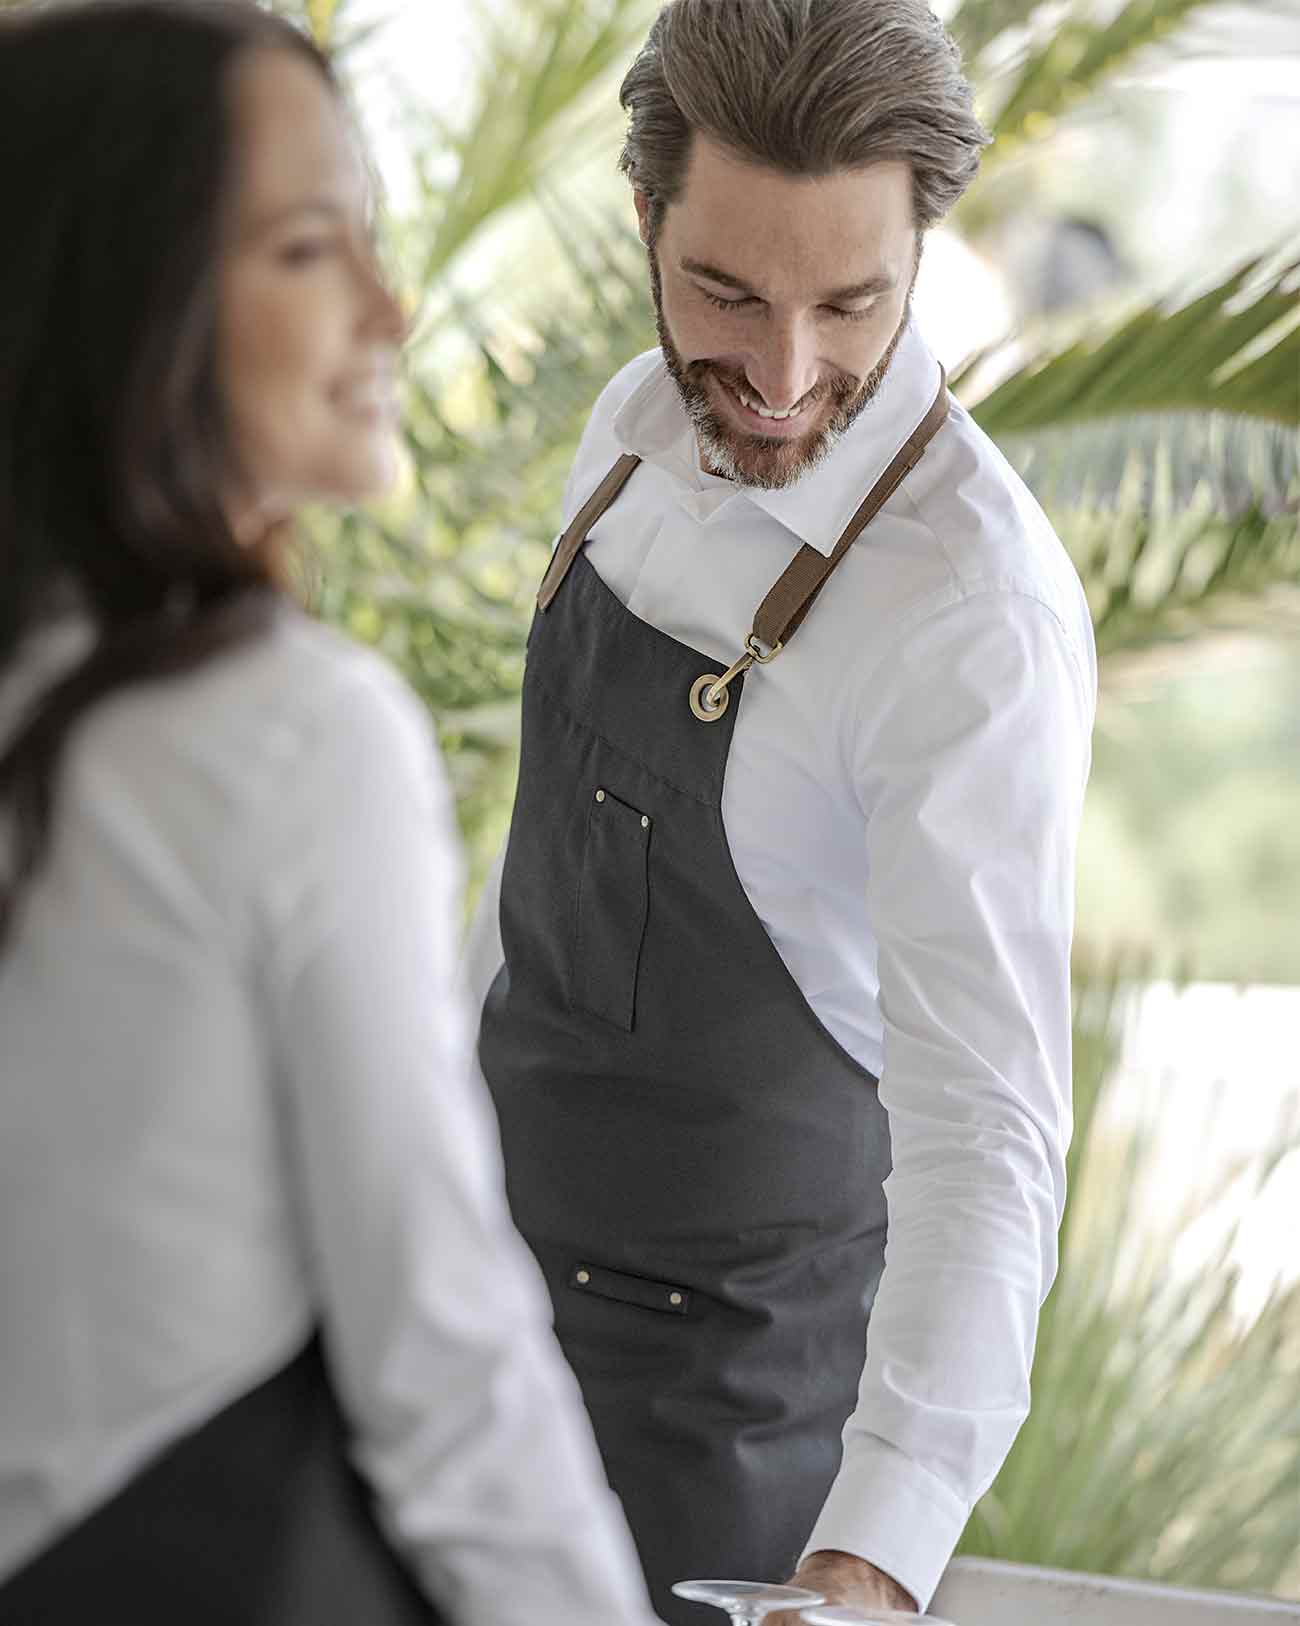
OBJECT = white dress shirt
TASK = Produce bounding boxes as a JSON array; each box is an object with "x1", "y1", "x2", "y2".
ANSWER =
[
  {"x1": 464, "y1": 320, "x2": 1097, "y2": 1608},
  {"x1": 0, "y1": 608, "x2": 659, "y2": 1626}
]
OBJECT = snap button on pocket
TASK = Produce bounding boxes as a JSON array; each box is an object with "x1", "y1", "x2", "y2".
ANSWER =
[{"x1": 568, "y1": 1261, "x2": 691, "y2": 1316}]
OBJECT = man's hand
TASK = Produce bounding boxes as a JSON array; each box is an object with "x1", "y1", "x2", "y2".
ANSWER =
[{"x1": 773, "y1": 1549, "x2": 918, "y2": 1621}]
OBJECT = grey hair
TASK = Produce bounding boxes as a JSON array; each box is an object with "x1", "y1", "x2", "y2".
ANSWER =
[{"x1": 619, "y1": 0, "x2": 990, "y2": 233}]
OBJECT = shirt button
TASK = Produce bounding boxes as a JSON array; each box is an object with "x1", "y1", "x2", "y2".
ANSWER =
[
  {"x1": 594, "y1": 790, "x2": 606, "y2": 803},
  {"x1": 641, "y1": 815, "x2": 650, "y2": 829},
  {"x1": 576, "y1": 1269, "x2": 591, "y2": 1285},
  {"x1": 669, "y1": 1291, "x2": 683, "y2": 1306}
]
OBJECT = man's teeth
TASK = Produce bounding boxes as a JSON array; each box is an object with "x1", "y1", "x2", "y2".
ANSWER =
[{"x1": 730, "y1": 381, "x2": 805, "y2": 421}]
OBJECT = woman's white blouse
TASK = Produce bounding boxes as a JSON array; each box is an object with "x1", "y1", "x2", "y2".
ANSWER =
[{"x1": 0, "y1": 608, "x2": 657, "y2": 1626}]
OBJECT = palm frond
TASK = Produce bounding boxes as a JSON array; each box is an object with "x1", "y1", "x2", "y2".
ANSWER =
[
  {"x1": 961, "y1": 956, "x2": 1300, "y2": 1594},
  {"x1": 313, "y1": 211, "x2": 652, "y2": 662},
  {"x1": 1002, "y1": 412, "x2": 1298, "y2": 519},
  {"x1": 407, "y1": 209, "x2": 654, "y2": 535},
  {"x1": 959, "y1": 257, "x2": 1300, "y2": 431},
  {"x1": 1063, "y1": 501, "x2": 1300, "y2": 661},
  {"x1": 982, "y1": 0, "x2": 1222, "y2": 156},
  {"x1": 1041, "y1": 417, "x2": 1300, "y2": 652},
  {"x1": 1009, "y1": 408, "x2": 1300, "y2": 654},
  {"x1": 947, "y1": 0, "x2": 1053, "y2": 77},
  {"x1": 413, "y1": 0, "x2": 652, "y2": 285}
]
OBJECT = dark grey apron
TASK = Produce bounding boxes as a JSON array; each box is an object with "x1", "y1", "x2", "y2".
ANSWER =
[
  {"x1": 0, "y1": 1337, "x2": 442, "y2": 1626},
  {"x1": 479, "y1": 378, "x2": 949, "y2": 1624}
]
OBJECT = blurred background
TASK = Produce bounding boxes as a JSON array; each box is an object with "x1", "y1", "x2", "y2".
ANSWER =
[
  {"x1": 27, "y1": 0, "x2": 1300, "y2": 1598},
  {"x1": 287, "y1": 0, "x2": 1300, "y2": 1596}
]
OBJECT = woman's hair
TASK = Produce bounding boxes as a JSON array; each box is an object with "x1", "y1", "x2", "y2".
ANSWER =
[
  {"x1": 619, "y1": 0, "x2": 989, "y2": 237},
  {"x1": 0, "y1": 0, "x2": 336, "y2": 949}
]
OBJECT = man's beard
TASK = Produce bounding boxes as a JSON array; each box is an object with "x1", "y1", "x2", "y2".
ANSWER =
[{"x1": 647, "y1": 249, "x2": 911, "y2": 492}]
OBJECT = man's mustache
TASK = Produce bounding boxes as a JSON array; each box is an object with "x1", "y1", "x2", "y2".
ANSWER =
[{"x1": 686, "y1": 359, "x2": 862, "y2": 415}]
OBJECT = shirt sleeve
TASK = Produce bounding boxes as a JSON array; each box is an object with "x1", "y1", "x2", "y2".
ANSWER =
[
  {"x1": 803, "y1": 586, "x2": 1095, "y2": 1607},
  {"x1": 252, "y1": 654, "x2": 658, "y2": 1626}
]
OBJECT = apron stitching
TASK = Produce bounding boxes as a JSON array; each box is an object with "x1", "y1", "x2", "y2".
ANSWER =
[{"x1": 528, "y1": 668, "x2": 725, "y2": 810}]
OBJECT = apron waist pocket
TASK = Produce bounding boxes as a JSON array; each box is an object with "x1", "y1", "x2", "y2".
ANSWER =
[{"x1": 569, "y1": 1261, "x2": 691, "y2": 1316}]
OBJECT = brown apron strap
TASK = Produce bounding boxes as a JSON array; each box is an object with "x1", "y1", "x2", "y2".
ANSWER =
[
  {"x1": 537, "y1": 452, "x2": 642, "y2": 612},
  {"x1": 538, "y1": 369, "x2": 947, "y2": 667},
  {"x1": 752, "y1": 370, "x2": 949, "y2": 652}
]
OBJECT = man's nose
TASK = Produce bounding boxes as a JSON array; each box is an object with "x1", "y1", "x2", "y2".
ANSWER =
[{"x1": 744, "y1": 319, "x2": 820, "y2": 413}]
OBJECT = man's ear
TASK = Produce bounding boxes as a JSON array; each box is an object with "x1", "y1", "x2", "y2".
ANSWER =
[{"x1": 633, "y1": 188, "x2": 652, "y2": 245}]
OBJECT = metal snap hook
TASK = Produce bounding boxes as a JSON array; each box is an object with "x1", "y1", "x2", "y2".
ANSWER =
[
  {"x1": 688, "y1": 633, "x2": 784, "y2": 723},
  {"x1": 688, "y1": 644, "x2": 755, "y2": 722}
]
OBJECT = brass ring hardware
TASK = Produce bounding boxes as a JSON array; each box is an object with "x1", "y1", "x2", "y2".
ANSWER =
[
  {"x1": 685, "y1": 624, "x2": 786, "y2": 721},
  {"x1": 688, "y1": 634, "x2": 786, "y2": 723},
  {"x1": 689, "y1": 647, "x2": 752, "y2": 721},
  {"x1": 689, "y1": 672, "x2": 730, "y2": 722}
]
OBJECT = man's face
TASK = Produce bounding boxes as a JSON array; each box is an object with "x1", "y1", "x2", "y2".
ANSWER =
[{"x1": 638, "y1": 136, "x2": 918, "y2": 490}]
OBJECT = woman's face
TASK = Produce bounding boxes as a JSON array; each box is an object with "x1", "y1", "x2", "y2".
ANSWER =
[{"x1": 218, "y1": 50, "x2": 404, "y2": 530}]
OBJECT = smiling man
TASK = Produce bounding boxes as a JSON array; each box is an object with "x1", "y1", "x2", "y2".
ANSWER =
[{"x1": 466, "y1": 3, "x2": 1097, "y2": 1622}]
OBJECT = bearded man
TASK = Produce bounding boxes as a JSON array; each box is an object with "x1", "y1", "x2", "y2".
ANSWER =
[{"x1": 465, "y1": 2, "x2": 1096, "y2": 1620}]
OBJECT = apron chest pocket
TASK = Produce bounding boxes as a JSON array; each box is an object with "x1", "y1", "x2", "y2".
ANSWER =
[{"x1": 572, "y1": 786, "x2": 651, "y2": 1031}]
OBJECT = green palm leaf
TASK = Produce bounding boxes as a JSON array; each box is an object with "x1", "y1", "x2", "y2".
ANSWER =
[
  {"x1": 410, "y1": 0, "x2": 652, "y2": 285},
  {"x1": 960, "y1": 257, "x2": 1300, "y2": 430},
  {"x1": 1064, "y1": 502, "x2": 1300, "y2": 660},
  {"x1": 982, "y1": 0, "x2": 1223, "y2": 157},
  {"x1": 947, "y1": 0, "x2": 1054, "y2": 75},
  {"x1": 1003, "y1": 413, "x2": 1298, "y2": 518},
  {"x1": 1000, "y1": 410, "x2": 1300, "y2": 659},
  {"x1": 959, "y1": 258, "x2": 1300, "y2": 654},
  {"x1": 408, "y1": 208, "x2": 654, "y2": 533}
]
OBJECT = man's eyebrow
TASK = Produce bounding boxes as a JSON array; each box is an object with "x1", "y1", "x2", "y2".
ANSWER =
[
  {"x1": 680, "y1": 257, "x2": 896, "y2": 303},
  {"x1": 680, "y1": 257, "x2": 756, "y2": 292},
  {"x1": 822, "y1": 273, "x2": 896, "y2": 302}
]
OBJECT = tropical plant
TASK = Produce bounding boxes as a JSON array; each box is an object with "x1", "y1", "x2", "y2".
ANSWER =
[{"x1": 960, "y1": 954, "x2": 1300, "y2": 1595}]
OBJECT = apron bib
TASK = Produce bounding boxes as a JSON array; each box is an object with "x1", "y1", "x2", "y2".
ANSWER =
[{"x1": 480, "y1": 377, "x2": 948, "y2": 1624}]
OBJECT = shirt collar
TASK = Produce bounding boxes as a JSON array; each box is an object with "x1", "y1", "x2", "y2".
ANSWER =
[{"x1": 611, "y1": 320, "x2": 943, "y2": 557}]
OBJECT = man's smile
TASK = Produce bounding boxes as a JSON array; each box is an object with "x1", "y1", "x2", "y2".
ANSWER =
[{"x1": 708, "y1": 370, "x2": 821, "y2": 440}]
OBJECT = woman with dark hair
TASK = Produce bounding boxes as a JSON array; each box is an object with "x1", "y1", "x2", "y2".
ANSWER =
[{"x1": 0, "y1": 5, "x2": 658, "y2": 1625}]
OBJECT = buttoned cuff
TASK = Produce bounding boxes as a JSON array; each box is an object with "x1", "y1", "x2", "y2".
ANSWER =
[{"x1": 800, "y1": 1435, "x2": 971, "y2": 1611}]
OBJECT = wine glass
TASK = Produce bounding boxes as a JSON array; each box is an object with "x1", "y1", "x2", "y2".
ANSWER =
[
  {"x1": 799, "y1": 1607, "x2": 956, "y2": 1626},
  {"x1": 671, "y1": 1579, "x2": 826, "y2": 1626}
]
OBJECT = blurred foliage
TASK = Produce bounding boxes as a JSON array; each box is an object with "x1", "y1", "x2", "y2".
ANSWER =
[
  {"x1": 979, "y1": 0, "x2": 1217, "y2": 153},
  {"x1": 404, "y1": 0, "x2": 659, "y2": 285},
  {"x1": 964, "y1": 255, "x2": 1300, "y2": 658},
  {"x1": 959, "y1": 257, "x2": 1300, "y2": 429},
  {"x1": 1077, "y1": 638, "x2": 1300, "y2": 986},
  {"x1": 960, "y1": 953, "x2": 1300, "y2": 1594}
]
